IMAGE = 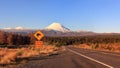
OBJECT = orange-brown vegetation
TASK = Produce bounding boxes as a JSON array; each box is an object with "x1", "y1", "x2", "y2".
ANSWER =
[
  {"x1": 73, "y1": 44, "x2": 91, "y2": 49},
  {"x1": 95, "y1": 43, "x2": 120, "y2": 52},
  {"x1": 72, "y1": 43, "x2": 120, "y2": 52},
  {"x1": 0, "y1": 45, "x2": 63, "y2": 65}
]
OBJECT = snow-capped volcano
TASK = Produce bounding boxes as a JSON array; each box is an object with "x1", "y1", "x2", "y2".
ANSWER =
[{"x1": 45, "y1": 22, "x2": 71, "y2": 32}]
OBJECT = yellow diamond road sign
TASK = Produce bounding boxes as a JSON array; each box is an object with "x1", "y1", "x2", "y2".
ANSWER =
[{"x1": 34, "y1": 30, "x2": 44, "y2": 41}]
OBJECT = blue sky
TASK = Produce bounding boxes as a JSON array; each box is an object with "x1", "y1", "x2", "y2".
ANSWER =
[{"x1": 0, "y1": 0, "x2": 120, "y2": 33}]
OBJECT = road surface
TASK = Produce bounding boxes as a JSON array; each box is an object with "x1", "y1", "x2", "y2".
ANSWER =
[{"x1": 2, "y1": 47, "x2": 120, "y2": 68}]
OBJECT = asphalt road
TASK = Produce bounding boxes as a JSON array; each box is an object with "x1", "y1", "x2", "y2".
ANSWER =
[{"x1": 2, "y1": 47, "x2": 120, "y2": 68}]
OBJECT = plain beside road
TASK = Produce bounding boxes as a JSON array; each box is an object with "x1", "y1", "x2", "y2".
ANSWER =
[{"x1": 1, "y1": 47, "x2": 120, "y2": 68}]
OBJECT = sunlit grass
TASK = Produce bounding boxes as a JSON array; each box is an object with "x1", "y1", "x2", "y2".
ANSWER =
[
  {"x1": 72, "y1": 43, "x2": 120, "y2": 52},
  {"x1": 0, "y1": 45, "x2": 62, "y2": 65}
]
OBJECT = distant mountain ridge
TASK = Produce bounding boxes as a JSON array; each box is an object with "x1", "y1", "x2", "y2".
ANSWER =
[
  {"x1": 1, "y1": 22, "x2": 120, "y2": 36},
  {"x1": 3, "y1": 26, "x2": 25, "y2": 30}
]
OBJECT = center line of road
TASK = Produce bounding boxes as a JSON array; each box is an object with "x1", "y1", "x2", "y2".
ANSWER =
[{"x1": 67, "y1": 48, "x2": 114, "y2": 68}]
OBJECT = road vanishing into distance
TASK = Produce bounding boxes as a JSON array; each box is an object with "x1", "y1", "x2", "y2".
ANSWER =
[{"x1": 3, "y1": 47, "x2": 120, "y2": 68}]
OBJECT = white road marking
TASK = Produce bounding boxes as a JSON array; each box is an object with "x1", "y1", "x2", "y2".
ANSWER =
[{"x1": 68, "y1": 48, "x2": 114, "y2": 68}]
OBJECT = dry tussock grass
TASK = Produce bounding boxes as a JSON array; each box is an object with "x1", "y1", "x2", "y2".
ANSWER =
[
  {"x1": 73, "y1": 43, "x2": 120, "y2": 52},
  {"x1": 73, "y1": 44, "x2": 91, "y2": 49},
  {"x1": 97, "y1": 43, "x2": 120, "y2": 52},
  {"x1": 0, "y1": 45, "x2": 60, "y2": 65}
]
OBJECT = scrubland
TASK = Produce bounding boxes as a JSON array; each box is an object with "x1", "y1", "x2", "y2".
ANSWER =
[
  {"x1": 72, "y1": 43, "x2": 120, "y2": 52},
  {"x1": 0, "y1": 45, "x2": 65, "y2": 65}
]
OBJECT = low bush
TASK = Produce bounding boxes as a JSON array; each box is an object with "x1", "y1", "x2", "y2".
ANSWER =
[
  {"x1": 0, "y1": 45, "x2": 60, "y2": 65},
  {"x1": 72, "y1": 43, "x2": 120, "y2": 52}
]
